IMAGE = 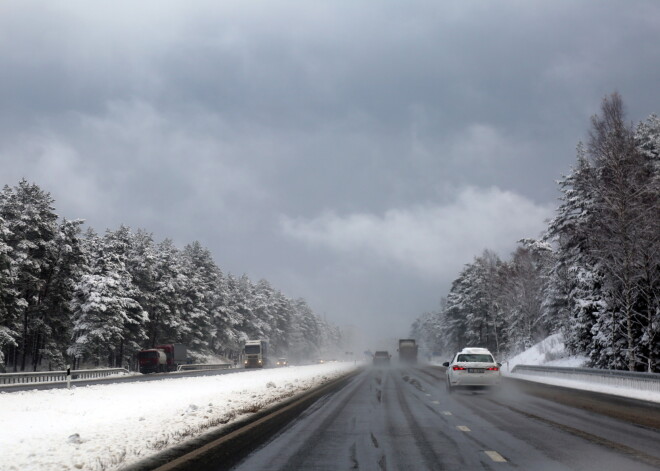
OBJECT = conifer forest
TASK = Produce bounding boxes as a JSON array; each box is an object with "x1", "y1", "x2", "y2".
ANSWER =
[{"x1": 412, "y1": 94, "x2": 660, "y2": 372}]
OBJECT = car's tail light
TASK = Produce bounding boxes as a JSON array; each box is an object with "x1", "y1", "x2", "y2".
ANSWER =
[
  {"x1": 452, "y1": 366, "x2": 466, "y2": 371},
  {"x1": 487, "y1": 367, "x2": 499, "y2": 371}
]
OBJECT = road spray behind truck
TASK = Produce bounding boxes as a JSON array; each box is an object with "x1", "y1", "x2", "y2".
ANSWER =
[
  {"x1": 398, "y1": 339, "x2": 418, "y2": 364},
  {"x1": 244, "y1": 339, "x2": 268, "y2": 368}
]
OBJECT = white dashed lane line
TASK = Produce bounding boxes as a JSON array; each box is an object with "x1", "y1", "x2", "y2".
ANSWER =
[
  {"x1": 484, "y1": 450, "x2": 507, "y2": 462},
  {"x1": 457, "y1": 425, "x2": 471, "y2": 432},
  {"x1": 442, "y1": 411, "x2": 452, "y2": 415}
]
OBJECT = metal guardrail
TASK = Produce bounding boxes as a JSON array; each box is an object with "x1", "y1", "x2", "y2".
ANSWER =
[
  {"x1": 510, "y1": 365, "x2": 660, "y2": 393},
  {"x1": 176, "y1": 363, "x2": 233, "y2": 372},
  {"x1": 0, "y1": 368, "x2": 130, "y2": 385}
]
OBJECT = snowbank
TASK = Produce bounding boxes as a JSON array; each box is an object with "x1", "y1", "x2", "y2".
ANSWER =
[
  {"x1": 501, "y1": 333, "x2": 660, "y2": 403},
  {"x1": 509, "y1": 373, "x2": 660, "y2": 403},
  {"x1": 0, "y1": 362, "x2": 357, "y2": 471},
  {"x1": 501, "y1": 332, "x2": 587, "y2": 374}
]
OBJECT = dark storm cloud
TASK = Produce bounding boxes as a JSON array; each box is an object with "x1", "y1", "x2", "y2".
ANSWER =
[{"x1": 1, "y1": 0, "x2": 659, "y2": 341}]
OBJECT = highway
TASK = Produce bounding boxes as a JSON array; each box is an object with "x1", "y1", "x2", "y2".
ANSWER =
[{"x1": 229, "y1": 365, "x2": 660, "y2": 471}]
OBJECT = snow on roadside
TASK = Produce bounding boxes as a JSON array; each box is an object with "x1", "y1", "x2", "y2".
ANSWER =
[
  {"x1": 509, "y1": 373, "x2": 660, "y2": 403},
  {"x1": 500, "y1": 333, "x2": 660, "y2": 404},
  {"x1": 0, "y1": 362, "x2": 357, "y2": 471},
  {"x1": 500, "y1": 332, "x2": 587, "y2": 374}
]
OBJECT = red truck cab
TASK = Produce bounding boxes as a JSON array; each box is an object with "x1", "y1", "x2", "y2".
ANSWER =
[{"x1": 138, "y1": 349, "x2": 167, "y2": 373}]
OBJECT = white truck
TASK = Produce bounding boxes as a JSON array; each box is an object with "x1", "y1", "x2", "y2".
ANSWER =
[{"x1": 243, "y1": 339, "x2": 268, "y2": 368}]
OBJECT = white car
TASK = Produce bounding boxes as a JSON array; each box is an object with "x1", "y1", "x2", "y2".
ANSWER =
[{"x1": 443, "y1": 347, "x2": 501, "y2": 392}]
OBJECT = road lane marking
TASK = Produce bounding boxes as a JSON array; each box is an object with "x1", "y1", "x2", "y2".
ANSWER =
[
  {"x1": 485, "y1": 451, "x2": 507, "y2": 462},
  {"x1": 491, "y1": 400, "x2": 660, "y2": 468},
  {"x1": 431, "y1": 400, "x2": 440, "y2": 404},
  {"x1": 457, "y1": 425, "x2": 470, "y2": 432},
  {"x1": 442, "y1": 411, "x2": 452, "y2": 415}
]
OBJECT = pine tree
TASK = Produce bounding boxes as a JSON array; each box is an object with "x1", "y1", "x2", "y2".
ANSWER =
[
  {"x1": 68, "y1": 227, "x2": 147, "y2": 368},
  {"x1": 0, "y1": 180, "x2": 60, "y2": 371},
  {"x1": 0, "y1": 214, "x2": 18, "y2": 368}
]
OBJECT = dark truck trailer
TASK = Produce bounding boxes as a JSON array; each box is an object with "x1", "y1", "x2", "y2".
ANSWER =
[
  {"x1": 398, "y1": 339, "x2": 418, "y2": 364},
  {"x1": 155, "y1": 344, "x2": 187, "y2": 372}
]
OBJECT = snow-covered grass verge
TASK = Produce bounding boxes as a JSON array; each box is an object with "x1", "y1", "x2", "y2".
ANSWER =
[
  {"x1": 0, "y1": 362, "x2": 357, "y2": 471},
  {"x1": 510, "y1": 373, "x2": 660, "y2": 403},
  {"x1": 501, "y1": 333, "x2": 660, "y2": 404},
  {"x1": 501, "y1": 332, "x2": 587, "y2": 374}
]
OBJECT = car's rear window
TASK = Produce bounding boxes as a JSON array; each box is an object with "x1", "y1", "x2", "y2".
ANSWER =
[{"x1": 457, "y1": 354, "x2": 493, "y2": 362}]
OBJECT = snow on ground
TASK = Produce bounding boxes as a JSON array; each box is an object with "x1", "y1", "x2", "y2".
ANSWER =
[
  {"x1": 501, "y1": 333, "x2": 660, "y2": 404},
  {"x1": 500, "y1": 332, "x2": 587, "y2": 374},
  {"x1": 0, "y1": 362, "x2": 358, "y2": 471},
  {"x1": 509, "y1": 373, "x2": 660, "y2": 403}
]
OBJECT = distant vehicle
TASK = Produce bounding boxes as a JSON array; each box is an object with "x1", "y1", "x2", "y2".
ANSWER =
[
  {"x1": 443, "y1": 347, "x2": 501, "y2": 392},
  {"x1": 138, "y1": 344, "x2": 187, "y2": 373},
  {"x1": 244, "y1": 339, "x2": 268, "y2": 368},
  {"x1": 137, "y1": 349, "x2": 167, "y2": 373},
  {"x1": 276, "y1": 358, "x2": 288, "y2": 367},
  {"x1": 398, "y1": 339, "x2": 418, "y2": 363},
  {"x1": 373, "y1": 351, "x2": 391, "y2": 366},
  {"x1": 155, "y1": 344, "x2": 188, "y2": 372}
]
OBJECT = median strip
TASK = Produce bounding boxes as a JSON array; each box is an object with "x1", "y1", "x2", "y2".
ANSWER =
[{"x1": 125, "y1": 368, "x2": 361, "y2": 471}]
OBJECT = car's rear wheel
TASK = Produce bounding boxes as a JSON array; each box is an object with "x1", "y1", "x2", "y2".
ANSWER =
[{"x1": 446, "y1": 380, "x2": 453, "y2": 394}]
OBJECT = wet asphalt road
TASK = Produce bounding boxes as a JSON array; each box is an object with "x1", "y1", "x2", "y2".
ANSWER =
[{"x1": 230, "y1": 365, "x2": 660, "y2": 471}]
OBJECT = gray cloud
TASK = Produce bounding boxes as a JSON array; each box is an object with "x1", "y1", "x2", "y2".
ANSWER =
[
  {"x1": 280, "y1": 186, "x2": 552, "y2": 279},
  {"x1": 1, "y1": 0, "x2": 659, "y2": 342}
]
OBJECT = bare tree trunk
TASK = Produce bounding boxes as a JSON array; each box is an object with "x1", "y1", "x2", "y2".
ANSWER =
[
  {"x1": 19, "y1": 307, "x2": 28, "y2": 372},
  {"x1": 11, "y1": 344, "x2": 17, "y2": 372}
]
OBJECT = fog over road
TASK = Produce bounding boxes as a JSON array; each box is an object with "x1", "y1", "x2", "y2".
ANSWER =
[{"x1": 231, "y1": 366, "x2": 660, "y2": 471}]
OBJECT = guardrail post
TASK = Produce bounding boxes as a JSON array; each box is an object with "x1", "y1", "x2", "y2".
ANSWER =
[{"x1": 66, "y1": 365, "x2": 71, "y2": 390}]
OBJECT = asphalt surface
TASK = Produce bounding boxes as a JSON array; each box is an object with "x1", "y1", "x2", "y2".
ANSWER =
[{"x1": 230, "y1": 365, "x2": 660, "y2": 471}]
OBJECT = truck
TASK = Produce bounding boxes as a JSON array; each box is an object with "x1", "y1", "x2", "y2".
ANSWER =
[
  {"x1": 243, "y1": 339, "x2": 268, "y2": 368},
  {"x1": 398, "y1": 339, "x2": 418, "y2": 364},
  {"x1": 137, "y1": 349, "x2": 167, "y2": 373},
  {"x1": 138, "y1": 344, "x2": 187, "y2": 374},
  {"x1": 155, "y1": 344, "x2": 188, "y2": 372}
]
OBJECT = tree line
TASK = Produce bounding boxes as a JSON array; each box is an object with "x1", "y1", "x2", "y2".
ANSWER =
[
  {"x1": 412, "y1": 93, "x2": 659, "y2": 372},
  {"x1": 0, "y1": 183, "x2": 341, "y2": 371}
]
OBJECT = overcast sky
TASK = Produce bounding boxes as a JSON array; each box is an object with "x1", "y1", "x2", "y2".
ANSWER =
[{"x1": 1, "y1": 1, "x2": 659, "y2": 346}]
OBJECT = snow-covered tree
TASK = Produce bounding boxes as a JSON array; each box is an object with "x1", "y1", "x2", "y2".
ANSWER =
[
  {"x1": 0, "y1": 180, "x2": 61, "y2": 371},
  {"x1": 68, "y1": 227, "x2": 147, "y2": 368}
]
